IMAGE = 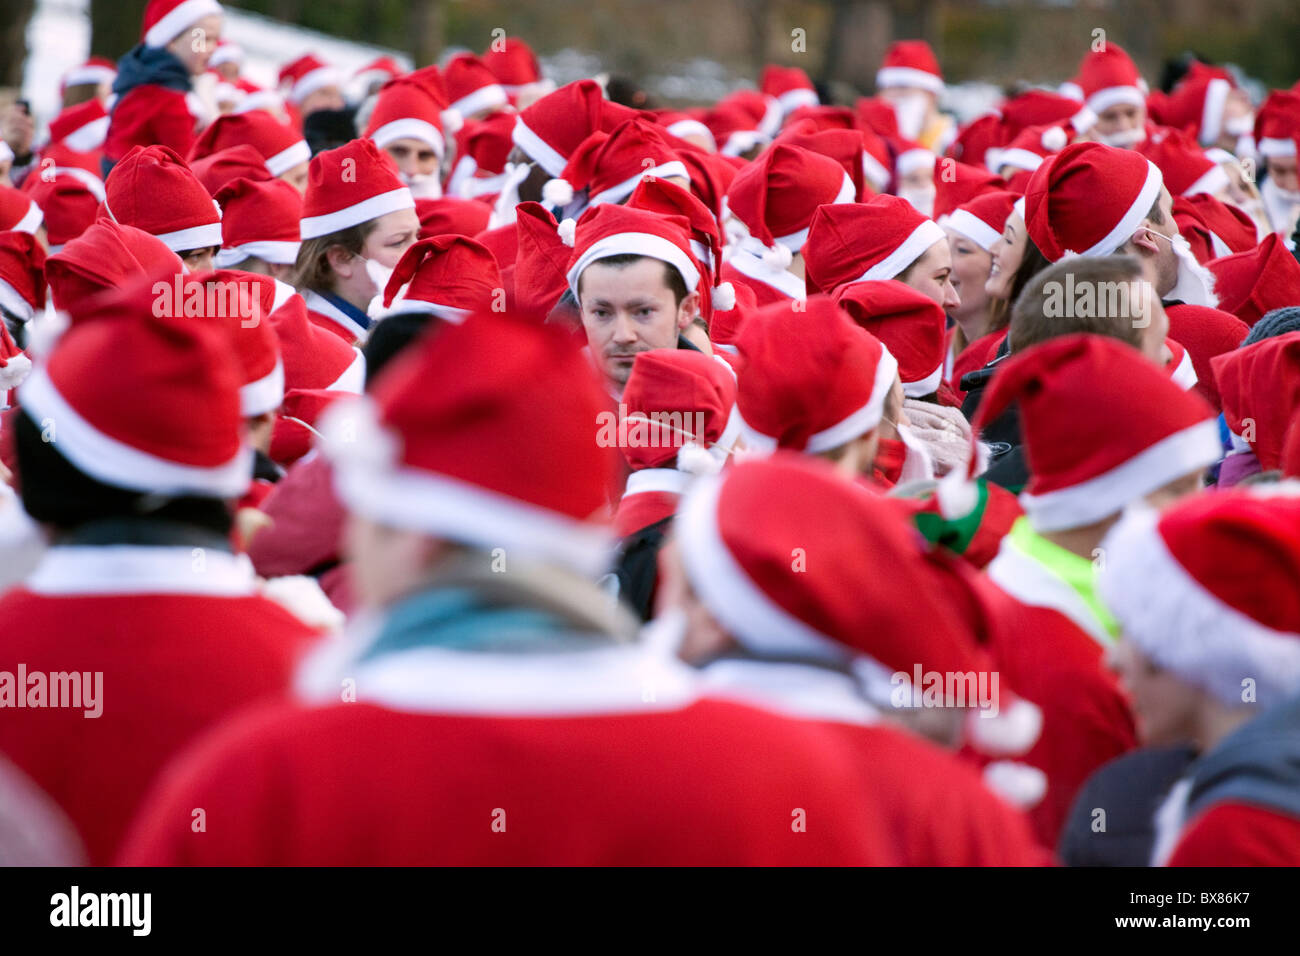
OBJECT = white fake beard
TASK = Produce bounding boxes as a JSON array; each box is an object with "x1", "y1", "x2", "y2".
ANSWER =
[
  {"x1": 1261, "y1": 175, "x2": 1300, "y2": 237},
  {"x1": 1165, "y1": 232, "x2": 1219, "y2": 308},
  {"x1": 365, "y1": 258, "x2": 397, "y2": 319},
  {"x1": 1223, "y1": 113, "x2": 1254, "y2": 137},
  {"x1": 402, "y1": 172, "x2": 442, "y2": 200},
  {"x1": 892, "y1": 94, "x2": 928, "y2": 141},
  {"x1": 639, "y1": 606, "x2": 688, "y2": 659},
  {"x1": 897, "y1": 423, "x2": 936, "y2": 482},
  {"x1": 488, "y1": 161, "x2": 534, "y2": 228},
  {"x1": 1096, "y1": 126, "x2": 1146, "y2": 148},
  {"x1": 897, "y1": 185, "x2": 936, "y2": 219}
]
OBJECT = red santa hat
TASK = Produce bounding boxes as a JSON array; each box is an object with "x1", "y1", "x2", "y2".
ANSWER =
[
  {"x1": 725, "y1": 143, "x2": 855, "y2": 260},
  {"x1": 44, "y1": 220, "x2": 183, "y2": 312},
  {"x1": 1253, "y1": 90, "x2": 1300, "y2": 159},
  {"x1": 987, "y1": 122, "x2": 1075, "y2": 180},
  {"x1": 0, "y1": 232, "x2": 46, "y2": 324},
  {"x1": 21, "y1": 173, "x2": 99, "y2": 253},
  {"x1": 734, "y1": 295, "x2": 897, "y2": 453},
  {"x1": 1208, "y1": 233, "x2": 1300, "y2": 327},
  {"x1": 0, "y1": 319, "x2": 30, "y2": 391},
  {"x1": 414, "y1": 196, "x2": 491, "y2": 239},
  {"x1": 543, "y1": 119, "x2": 687, "y2": 210},
  {"x1": 319, "y1": 311, "x2": 616, "y2": 575},
  {"x1": 620, "y1": 349, "x2": 739, "y2": 473},
  {"x1": 876, "y1": 40, "x2": 944, "y2": 96},
  {"x1": 299, "y1": 138, "x2": 414, "y2": 240},
  {"x1": 353, "y1": 56, "x2": 404, "y2": 89},
  {"x1": 626, "y1": 177, "x2": 734, "y2": 313},
  {"x1": 674, "y1": 147, "x2": 739, "y2": 222},
  {"x1": 442, "y1": 53, "x2": 508, "y2": 120},
  {"x1": 1212, "y1": 331, "x2": 1300, "y2": 472},
  {"x1": 973, "y1": 334, "x2": 1220, "y2": 532},
  {"x1": 0, "y1": 185, "x2": 44, "y2": 235},
  {"x1": 189, "y1": 111, "x2": 311, "y2": 178},
  {"x1": 761, "y1": 64, "x2": 820, "y2": 116},
  {"x1": 141, "y1": 0, "x2": 222, "y2": 48},
  {"x1": 381, "y1": 235, "x2": 503, "y2": 321},
  {"x1": 269, "y1": 289, "x2": 365, "y2": 394},
  {"x1": 512, "y1": 79, "x2": 631, "y2": 178},
  {"x1": 483, "y1": 37, "x2": 553, "y2": 105},
  {"x1": 803, "y1": 194, "x2": 946, "y2": 294},
  {"x1": 945, "y1": 189, "x2": 1019, "y2": 252},
  {"x1": 892, "y1": 139, "x2": 937, "y2": 180},
  {"x1": 1172, "y1": 193, "x2": 1258, "y2": 264},
  {"x1": 45, "y1": 99, "x2": 109, "y2": 153},
  {"x1": 1136, "y1": 127, "x2": 1229, "y2": 197},
  {"x1": 1150, "y1": 62, "x2": 1236, "y2": 147},
  {"x1": 831, "y1": 279, "x2": 945, "y2": 397},
  {"x1": 1023, "y1": 141, "x2": 1163, "y2": 261},
  {"x1": 104, "y1": 145, "x2": 223, "y2": 252},
  {"x1": 1069, "y1": 43, "x2": 1148, "y2": 117},
  {"x1": 998, "y1": 89, "x2": 1097, "y2": 143},
  {"x1": 61, "y1": 56, "x2": 116, "y2": 91},
  {"x1": 279, "y1": 54, "x2": 343, "y2": 106},
  {"x1": 511, "y1": 201, "x2": 572, "y2": 322},
  {"x1": 564, "y1": 202, "x2": 703, "y2": 304},
  {"x1": 364, "y1": 78, "x2": 448, "y2": 158},
  {"x1": 213, "y1": 176, "x2": 302, "y2": 267},
  {"x1": 655, "y1": 110, "x2": 716, "y2": 152},
  {"x1": 932, "y1": 159, "x2": 1006, "y2": 220},
  {"x1": 773, "y1": 122, "x2": 869, "y2": 201},
  {"x1": 188, "y1": 144, "x2": 273, "y2": 198},
  {"x1": 1098, "y1": 486, "x2": 1300, "y2": 707},
  {"x1": 18, "y1": 264, "x2": 251, "y2": 497},
  {"x1": 703, "y1": 102, "x2": 772, "y2": 158},
  {"x1": 208, "y1": 39, "x2": 243, "y2": 70},
  {"x1": 194, "y1": 269, "x2": 285, "y2": 417}
]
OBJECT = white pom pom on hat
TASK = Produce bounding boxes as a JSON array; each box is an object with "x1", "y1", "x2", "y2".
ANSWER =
[
  {"x1": 557, "y1": 217, "x2": 577, "y2": 247},
  {"x1": 1041, "y1": 125, "x2": 1068, "y2": 152},
  {"x1": 439, "y1": 108, "x2": 463, "y2": 136},
  {"x1": 541, "y1": 177, "x2": 574, "y2": 208},
  {"x1": 761, "y1": 243, "x2": 793, "y2": 270},
  {"x1": 676, "y1": 441, "x2": 724, "y2": 476},
  {"x1": 711, "y1": 281, "x2": 736, "y2": 312}
]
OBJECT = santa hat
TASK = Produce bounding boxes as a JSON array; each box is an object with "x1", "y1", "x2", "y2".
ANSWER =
[
  {"x1": 1173, "y1": 193, "x2": 1258, "y2": 263},
  {"x1": 208, "y1": 39, "x2": 243, "y2": 69},
  {"x1": 626, "y1": 177, "x2": 734, "y2": 314},
  {"x1": 189, "y1": 111, "x2": 311, "y2": 178},
  {"x1": 1208, "y1": 233, "x2": 1300, "y2": 327},
  {"x1": 104, "y1": 145, "x2": 223, "y2": 252},
  {"x1": 761, "y1": 64, "x2": 819, "y2": 117},
  {"x1": 1212, "y1": 331, "x2": 1300, "y2": 471},
  {"x1": 621, "y1": 349, "x2": 739, "y2": 473},
  {"x1": 1071, "y1": 43, "x2": 1148, "y2": 117},
  {"x1": 213, "y1": 176, "x2": 302, "y2": 267},
  {"x1": 18, "y1": 264, "x2": 251, "y2": 498},
  {"x1": 773, "y1": 122, "x2": 869, "y2": 201},
  {"x1": 674, "y1": 147, "x2": 739, "y2": 223},
  {"x1": 279, "y1": 54, "x2": 343, "y2": 106},
  {"x1": 1098, "y1": 486, "x2": 1300, "y2": 707},
  {"x1": 831, "y1": 279, "x2": 945, "y2": 397},
  {"x1": 194, "y1": 269, "x2": 285, "y2": 417},
  {"x1": 947, "y1": 113, "x2": 1004, "y2": 172},
  {"x1": 511, "y1": 201, "x2": 571, "y2": 322},
  {"x1": 299, "y1": 138, "x2": 413, "y2": 240},
  {"x1": 188, "y1": 144, "x2": 273, "y2": 198},
  {"x1": 0, "y1": 232, "x2": 46, "y2": 324},
  {"x1": 1023, "y1": 141, "x2": 1162, "y2": 261},
  {"x1": 512, "y1": 79, "x2": 632, "y2": 178},
  {"x1": 0, "y1": 186, "x2": 44, "y2": 235},
  {"x1": 564, "y1": 203, "x2": 702, "y2": 304},
  {"x1": 449, "y1": 110, "x2": 516, "y2": 187},
  {"x1": 483, "y1": 37, "x2": 553, "y2": 105},
  {"x1": 414, "y1": 196, "x2": 491, "y2": 239},
  {"x1": 986, "y1": 122, "x2": 1075, "y2": 180},
  {"x1": 21, "y1": 173, "x2": 99, "y2": 252},
  {"x1": 804, "y1": 194, "x2": 946, "y2": 294},
  {"x1": 1150, "y1": 62, "x2": 1236, "y2": 147},
  {"x1": 442, "y1": 53, "x2": 508, "y2": 121},
  {"x1": 1253, "y1": 90, "x2": 1300, "y2": 159},
  {"x1": 0, "y1": 320, "x2": 30, "y2": 391},
  {"x1": 932, "y1": 159, "x2": 1005, "y2": 220},
  {"x1": 141, "y1": 0, "x2": 222, "y2": 49},
  {"x1": 998, "y1": 89, "x2": 1097, "y2": 144},
  {"x1": 854, "y1": 96, "x2": 901, "y2": 139},
  {"x1": 269, "y1": 288, "x2": 366, "y2": 394},
  {"x1": 61, "y1": 57, "x2": 116, "y2": 91},
  {"x1": 364, "y1": 78, "x2": 448, "y2": 158},
  {"x1": 319, "y1": 311, "x2": 616, "y2": 575},
  {"x1": 381, "y1": 235, "x2": 502, "y2": 321},
  {"x1": 353, "y1": 56, "x2": 404, "y2": 90},
  {"x1": 543, "y1": 119, "x2": 686, "y2": 210},
  {"x1": 973, "y1": 334, "x2": 1220, "y2": 532},
  {"x1": 1136, "y1": 127, "x2": 1229, "y2": 197},
  {"x1": 725, "y1": 143, "x2": 855, "y2": 262},
  {"x1": 45, "y1": 220, "x2": 183, "y2": 312},
  {"x1": 703, "y1": 102, "x2": 772, "y2": 159},
  {"x1": 656, "y1": 110, "x2": 716, "y2": 151},
  {"x1": 892, "y1": 139, "x2": 937, "y2": 180},
  {"x1": 945, "y1": 189, "x2": 1019, "y2": 252},
  {"x1": 876, "y1": 40, "x2": 944, "y2": 95},
  {"x1": 45, "y1": 99, "x2": 109, "y2": 153},
  {"x1": 734, "y1": 295, "x2": 897, "y2": 453}
]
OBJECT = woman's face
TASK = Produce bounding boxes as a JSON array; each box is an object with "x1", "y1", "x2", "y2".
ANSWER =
[
  {"x1": 360, "y1": 207, "x2": 421, "y2": 269},
  {"x1": 944, "y1": 227, "x2": 992, "y2": 324},
  {"x1": 985, "y1": 212, "x2": 1027, "y2": 301}
]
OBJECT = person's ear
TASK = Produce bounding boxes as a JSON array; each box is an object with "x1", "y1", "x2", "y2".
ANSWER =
[
  {"x1": 326, "y1": 244, "x2": 357, "y2": 278},
  {"x1": 1129, "y1": 224, "x2": 1161, "y2": 257},
  {"x1": 677, "y1": 290, "x2": 701, "y2": 329}
]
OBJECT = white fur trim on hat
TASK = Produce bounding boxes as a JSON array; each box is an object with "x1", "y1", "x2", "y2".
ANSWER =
[
  {"x1": 1183, "y1": 162, "x2": 1230, "y2": 198},
  {"x1": 895, "y1": 147, "x2": 935, "y2": 178},
  {"x1": 289, "y1": 66, "x2": 342, "y2": 105},
  {"x1": 1199, "y1": 78, "x2": 1231, "y2": 148},
  {"x1": 854, "y1": 218, "x2": 946, "y2": 283},
  {"x1": 805, "y1": 346, "x2": 898, "y2": 452},
  {"x1": 265, "y1": 139, "x2": 311, "y2": 177},
  {"x1": 240, "y1": 358, "x2": 284, "y2": 417},
  {"x1": 666, "y1": 119, "x2": 716, "y2": 150},
  {"x1": 511, "y1": 118, "x2": 568, "y2": 178},
  {"x1": 326, "y1": 347, "x2": 367, "y2": 395},
  {"x1": 215, "y1": 240, "x2": 301, "y2": 267},
  {"x1": 1086, "y1": 85, "x2": 1146, "y2": 116},
  {"x1": 945, "y1": 208, "x2": 1001, "y2": 252},
  {"x1": 0, "y1": 278, "x2": 34, "y2": 322},
  {"x1": 862, "y1": 151, "x2": 891, "y2": 192},
  {"x1": 876, "y1": 66, "x2": 944, "y2": 95},
  {"x1": 63, "y1": 64, "x2": 116, "y2": 88},
  {"x1": 1258, "y1": 137, "x2": 1296, "y2": 159},
  {"x1": 448, "y1": 84, "x2": 508, "y2": 120},
  {"x1": 776, "y1": 87, "x2": 819, "y2": 115},
  {"x1": 17, "y1": 364, "x2": 253, "y2": 498},
  {"x1": 12, "y1": 199, "x2": 43, "y2": 235},
  {"x1": 369, "y1": 118, "x2": 445, "y2": 158},
  {"x1": 382, "y1": 299, "x2": 471, "y2": 324},
  {"x1": 567, "y1": 232, "x2": 701, "y2": 298},
  {"x1": 299, "y1": 186, "x2": 415, "y2": 240},
  {"x1": 1021, "y1": 418, "x2": 1220, "y2": 533},
  {"x1": 144, "y1": 0, "x2": 223, "y2": 48},
  {"x1": 994, "y1": 148, "x2": 1045, "y2": 173},
  {"x1": 1079, "y1": 159, "x2": 1163, "y2": 257},
  {"x1": 153, "y1": 220, "x2": 223, "y2": 252},
  {"x1": 902, "y1": 363, "x2": 944, "y2": 398},
  {"x1": 773, "y1": 171, "x2": 856, "y2": 251},
  {"x1": 0, "y1": 351, "x2": 31, "y2": 389},
  {"x1": 63, "y1": 115, "x2": 110, "y2": 153},
  {"x1": 1098, "y1": 502, "x2": 1300, "y2": 707},
  {"x1": 588, "y1": 160, "x2": 690, "y2": 208}
]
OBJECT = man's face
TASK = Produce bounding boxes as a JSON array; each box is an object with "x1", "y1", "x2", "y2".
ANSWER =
[
  {"x1": 179, "y1": 246, "x2": 216, "y2": 272},
  {"x1": 1269, "y1": 155, "x2": 1300, "y2": 193},
  {"x1": 384, "y1": 138, "x2": 440, "y2": 179},
  {"x1": 578, "y1": 258, "x2": 692, "y2": 388},
  {"x1": 280, "y1": 160, "x2": 309, "y2": 194},
  {"x1": 1135, "y1": 282, "x2": 1169, "y2": 363},
  {"x1": 1093, "y1": 102, "x2": 1146, "y2": 145},
  {"x1": 900, "y1": 239, "x2": 960, "y2": 312},
  {"x1": 1107, "y1": 639, "x2": 1202, "y2": 746},
  {"x1": 167, "y1": 14, "x2": 223, "y2": 76}
]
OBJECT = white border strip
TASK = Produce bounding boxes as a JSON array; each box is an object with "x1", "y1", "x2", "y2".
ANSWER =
[
  {"x1": 805, "y1": 346, "x2": 898, "y2": 452},
  {"x1": 144, "y1": 0, "x2": 222, "y2": 48},
  {"x1": 26, "y1": 545, "x2": 255, "y2": 596},
  {"x1": 300, "y1": 186, "x2": 415, "y2": 240},
  {"x1": 855, "y1": 219, "x2": 946, "y2": 283}
]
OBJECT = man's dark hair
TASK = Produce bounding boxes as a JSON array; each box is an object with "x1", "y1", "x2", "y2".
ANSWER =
[
  {"x1": 576, "y1": 254, "x2": 689, "y2": 306},
  {"x1": 1009, "y1": 254, "x2": 1151, "y2": 353}
]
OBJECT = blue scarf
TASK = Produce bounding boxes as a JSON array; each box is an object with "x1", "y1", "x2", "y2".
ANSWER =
[
  {"x1": 319, "y1": 291, "x2": 372, "y2": 333},
  {"x1": 113, "y1": 44, "x2": 192, "y2": 98}
]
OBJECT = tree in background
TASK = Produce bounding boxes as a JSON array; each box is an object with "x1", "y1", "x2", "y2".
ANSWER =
[
  {"x1": 91, "y1": 0, "x2": 149, "y2": 61},
  {"x1": 1, "y1": 0, "x2": 37, "y2": 88}
]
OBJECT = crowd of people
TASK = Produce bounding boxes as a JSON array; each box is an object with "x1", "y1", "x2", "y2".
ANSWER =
[{"x1": 0, "y1": 0, "x2": 1299, "y2": 866}]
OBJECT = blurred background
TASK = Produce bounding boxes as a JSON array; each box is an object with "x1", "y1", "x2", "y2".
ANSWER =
[{"x1": 2, "y1": 0, "x2": 1297, "y2": 126}]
